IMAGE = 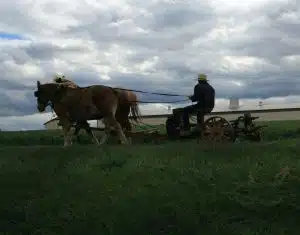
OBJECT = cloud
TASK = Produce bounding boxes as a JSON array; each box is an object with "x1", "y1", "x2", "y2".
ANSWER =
[{"x1": 0, "y1": 0, "x2": 299, "y2": 130}]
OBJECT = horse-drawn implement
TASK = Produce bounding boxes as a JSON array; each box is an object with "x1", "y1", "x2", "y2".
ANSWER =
[
  {"x1": 229, "y1": 112, "x2": 267, "y2": 142},
  {"x1": 80, "y1": 109, "x2": 266, "y2": 145},
  {"x1": 37, "y1": 76, "x2": 266, "y2": 146}
]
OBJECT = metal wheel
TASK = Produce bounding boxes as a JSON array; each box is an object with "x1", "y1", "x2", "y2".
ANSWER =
[{"x1": 201, "y1": 116, "x2": 235, "y2": 143}]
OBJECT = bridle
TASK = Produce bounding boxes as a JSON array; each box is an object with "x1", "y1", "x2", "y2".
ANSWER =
[{"x1": 34, "y1": 86, "x2": 61, "y2": 115}]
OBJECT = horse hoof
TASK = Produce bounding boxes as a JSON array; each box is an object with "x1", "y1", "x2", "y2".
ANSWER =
[{"x1": 64, "y1": 142, "x2": 72, "y2": 147}]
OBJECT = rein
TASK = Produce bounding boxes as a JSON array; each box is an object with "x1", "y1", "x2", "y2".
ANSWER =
[{"x1": 111, "y1": 87, "x2": 188, "y2": 97}]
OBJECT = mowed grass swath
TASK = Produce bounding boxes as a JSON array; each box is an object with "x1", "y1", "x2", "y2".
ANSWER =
[{"x1": 0, "y1": 120, "x2": 300, "y2": 234}]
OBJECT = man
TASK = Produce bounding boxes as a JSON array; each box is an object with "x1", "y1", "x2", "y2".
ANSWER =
[{"x1": 181, "y1": 73, "x2": 215, "y2": 134}]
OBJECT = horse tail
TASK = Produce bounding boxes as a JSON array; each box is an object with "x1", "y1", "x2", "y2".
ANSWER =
[
  {"x1": 129, "y1": 94, "x2": 142, "y2": 123},
  {"x1": 112, "y1": 88, "x2": 142, "y2": 123},
  {"x1": 130, "y1": 102, "x2": 142, "y2": 123}
]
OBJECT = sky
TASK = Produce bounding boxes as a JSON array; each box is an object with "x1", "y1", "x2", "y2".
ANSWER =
[{"x1": 0, "y1": 0, "x2": 299, "y2": 131}]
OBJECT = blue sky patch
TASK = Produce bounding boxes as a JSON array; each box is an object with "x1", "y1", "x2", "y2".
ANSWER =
[{"x1": 0, "y1": 32, "x2": 25, "y2": 40}]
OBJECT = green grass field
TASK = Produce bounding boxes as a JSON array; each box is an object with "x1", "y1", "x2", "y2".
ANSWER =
[
  {"x1": 0, "y1": 120, "x2": 299, "y2": 146},
  {"x1": 0, "y1": 120, "x2": 300, "y2": 234}
]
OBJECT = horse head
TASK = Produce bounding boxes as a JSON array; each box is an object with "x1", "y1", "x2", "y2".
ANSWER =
[{"x1": 34, "y1": 81, "x2": 66, "y2": 112}]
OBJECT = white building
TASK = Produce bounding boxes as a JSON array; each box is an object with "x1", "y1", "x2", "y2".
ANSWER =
[
  {"x1": 228, "y1": 98, "x2": 240, "y2": 110},
  {"x1": 44, "y1": 117, "x2": 61, "y2": 130}
]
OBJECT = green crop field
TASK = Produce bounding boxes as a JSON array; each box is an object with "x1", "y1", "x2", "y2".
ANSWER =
[{"x1": 0, "y1": 120, "x2": 300, "y2": 234}]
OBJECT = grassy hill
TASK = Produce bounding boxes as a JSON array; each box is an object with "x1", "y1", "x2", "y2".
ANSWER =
[{"x1": 0, "y1": 120, "x2": 300, "y2": 234}]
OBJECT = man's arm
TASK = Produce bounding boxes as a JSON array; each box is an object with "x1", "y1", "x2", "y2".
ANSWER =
[{"x1": 189, "y1": 85, "x2": 198, "y2": 102}]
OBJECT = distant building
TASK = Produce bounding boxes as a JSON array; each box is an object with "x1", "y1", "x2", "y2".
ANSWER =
[
  {"x1": 96, "y1": 120, "x2": 104, "y2": 128},
  {"x1": 44, "y1": 117, "x2": 61, "y2": 130},
  {"x1": 229, "y1": 98, "x2": 240, "y2": 110},
  {"x1": 258, "y1": 101, "x2": 263, "y2": 107}
]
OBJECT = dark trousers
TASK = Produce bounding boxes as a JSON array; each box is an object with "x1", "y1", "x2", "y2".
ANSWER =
[{"x1": 182, "y1": 104, "x2": 213, "y2": 130}]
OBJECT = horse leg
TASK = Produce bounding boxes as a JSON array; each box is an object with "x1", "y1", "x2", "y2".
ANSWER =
[
  {"x1": 83, "y1": 122, "x2": 100, "y2": 145},
  {"x1": 74, "y1": 121, "x2": 100, "y2": 145},
  {"x1": 103, "y1": 115, "x2": 128, "y2": 144},
  {"x1": 98, "y1": 118, "x2": 110, "y2": 145},
  {"x1": 124, "y1": 107, "x2": 133, "y2": 144},
  {"x1": 61, "y1": 120, "x2": 73, "y2": 147},
  {"x1": 90, "y1": 131, "x2": 100, "y2": 145},
  {"x1": 121, "y1": 117, "x2": 132, "y2": 144},
  {"x1": 73, "y1": 122, "x2": 81, "y2": 143},
  {"x1": 115, "y1": 108, "x2": 131, "y2": 144},
  {"x1": 126, "y1": 120, "x2": 132, "y2": 144}
]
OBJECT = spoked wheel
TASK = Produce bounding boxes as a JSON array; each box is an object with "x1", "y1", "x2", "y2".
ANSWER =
[{"x1": 201, "y1": 116, "x2": 235, "y2": 143}]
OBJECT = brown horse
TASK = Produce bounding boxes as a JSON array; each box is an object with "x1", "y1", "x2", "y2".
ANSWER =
[
  {"x1": 72, "y1": 88, "x2": 141, "y2": 143},
  {"x1": 52, "y1": 77, "x2": 142, "y2": 142},
  {"x1": 34, "y1": 81, "x2": 129, "y2": 146}
]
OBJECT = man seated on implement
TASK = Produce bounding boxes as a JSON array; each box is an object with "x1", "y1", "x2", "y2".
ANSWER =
[{"x1": 181, "y1": 73, "x2": 215, "y2": 135}]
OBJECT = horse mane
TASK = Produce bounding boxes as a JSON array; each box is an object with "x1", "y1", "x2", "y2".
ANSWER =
[
  {"x1": 53, "y1": 75, "x2": 79, "y2": 86},
  {"x1": 40, "y1": 82, "x2": 61, "y2": 88}
]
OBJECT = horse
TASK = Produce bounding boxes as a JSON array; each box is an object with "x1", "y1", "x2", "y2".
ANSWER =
[
  {"x1": 52, "y1": 78, "x2": 142, "y2": 143},
  {"x1": 34, "y1": 81, "x2": 129, "y2": 147},
  {"x1": 72, "y1": 88, "x2": 142, "y2": 144}
]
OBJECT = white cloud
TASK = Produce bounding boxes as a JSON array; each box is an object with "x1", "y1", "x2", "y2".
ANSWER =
[{"x1": 281, "y1": 55, "x2": 300, "y2": 70}]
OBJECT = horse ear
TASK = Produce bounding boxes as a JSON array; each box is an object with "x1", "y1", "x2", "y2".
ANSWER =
[{"x1": 37, "y1": 81, "x2": 41, "y2": 88}]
